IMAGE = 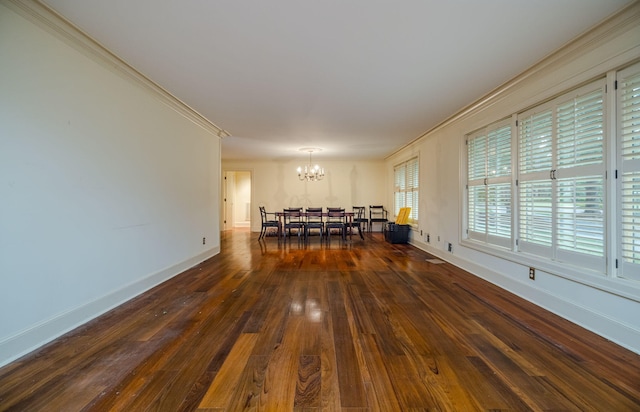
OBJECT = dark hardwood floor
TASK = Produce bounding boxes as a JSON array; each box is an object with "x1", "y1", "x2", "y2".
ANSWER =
[{"x1": 1, "y1": 230, "x2": 639, "y2": 411}]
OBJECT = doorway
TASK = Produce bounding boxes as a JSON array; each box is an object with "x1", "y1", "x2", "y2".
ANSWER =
[{"x1": 223, "y1": 170, "x2": 252, "y2": 231}]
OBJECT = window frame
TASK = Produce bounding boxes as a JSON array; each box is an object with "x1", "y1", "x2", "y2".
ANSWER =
[
  {"x1": 466, "y1": 118, "x2": 514, "y2": 250},
  {"x1": 616, "y1": 61, "x2": 640, "y2": 282},
  {"x1": 456, "y1": 58, "x2": 640, "y2": 303},
  {"x1": 517, "y1": 79, "x2": 607, "y2": 273},
  {"x1": 394, "y1": 156, "x2": 419, "y2": 225},
  {"x1": 462, "y1": 77, "x2": 615, "y2": 281}
]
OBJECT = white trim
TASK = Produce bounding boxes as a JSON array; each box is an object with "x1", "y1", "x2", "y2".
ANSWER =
[
  {"x1": 0, "y1": 247, "x2": 220, "y2": 367},
  {"x1": 387, "y1": 1, "x2": 640, "y2": 160},
  {"x1": 3, "y1": 0, "x2": 230, "y2": 138},
  {"x1": 410, "y1": 240, "x2": 640, "y2": 355},
  {"x1": 460, "y1": 237, "x2": 640, "y2": 303}
]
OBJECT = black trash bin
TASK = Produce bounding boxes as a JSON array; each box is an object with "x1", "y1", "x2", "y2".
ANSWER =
[{"x1": 384, "y1": 223, "x2": 410, "y2": 244}]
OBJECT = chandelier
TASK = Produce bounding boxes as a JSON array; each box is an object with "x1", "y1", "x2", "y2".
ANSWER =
[{"x1": 297, "y1": 148, "x2": 324, "y2": 181}]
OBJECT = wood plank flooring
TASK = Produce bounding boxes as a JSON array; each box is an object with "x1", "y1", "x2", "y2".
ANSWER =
[{"x1": 1, "y1": 230, "x2": 639, "y2": 411}]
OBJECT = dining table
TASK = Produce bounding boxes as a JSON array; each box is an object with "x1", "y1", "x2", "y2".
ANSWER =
[{"x1": 275, "y1": 211, "x2": 356, "y2": 241}]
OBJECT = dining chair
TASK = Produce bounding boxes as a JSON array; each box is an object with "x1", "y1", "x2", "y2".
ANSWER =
[
  {"x1": 258, "y1": 206, "x2": 280, "y2": 240},
  {"x1": 305, "y1": 207, "x2": 324, "y2": 242},
  {"x1": 325, "y1": 208, "x2": 346, "y2": 242},
  {"x1": 348, "y1": 206, "x2": 366, "y2": 240},
  {"x1": 368, "y1": 205, "x2": 388, "y2": 232},
  {"x1": 283, "y1": 208, "x2": 305, "y2": 241}
]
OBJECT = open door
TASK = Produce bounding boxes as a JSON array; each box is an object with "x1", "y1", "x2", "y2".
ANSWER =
[{"x1": 223, "y1": 170, "x2": 252, "y2": 231}]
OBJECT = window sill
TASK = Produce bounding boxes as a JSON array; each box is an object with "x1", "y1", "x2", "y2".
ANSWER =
[{"x1": 460, "y1": 238, "x2": 640, "y2": 304}]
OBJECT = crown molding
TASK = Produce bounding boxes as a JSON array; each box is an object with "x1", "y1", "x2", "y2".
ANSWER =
[
  {"x1": 387, "y1": 1, "x2": 640, "y2": 160},
  {"x1": 3, "y1": 0, "x2": 231, "y2": 138}
]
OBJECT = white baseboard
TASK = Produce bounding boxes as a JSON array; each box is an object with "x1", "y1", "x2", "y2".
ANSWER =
[
  {"x1": 410, "y1": 241, "x2": 640, "y2": 355},
  {"x1": 0, "y1": 246, "x2": 220, "y2": 367}
]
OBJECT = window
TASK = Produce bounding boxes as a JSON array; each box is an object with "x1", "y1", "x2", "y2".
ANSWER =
[
  {"x1": 618, "y1": 62, "x2": 640, "y2": 281},
  {"x1": 467, "y1": 119, "x2": 513, "y2": 248},
  {"x1": 462, "y1": 64, "x2": 640, "y2": 283},
  {"x1": 394, "y1": 157, "x2": 419, "y2": 224},
  {"x1": 518, "y1": 80, "x2": 606, "y2": 272}
]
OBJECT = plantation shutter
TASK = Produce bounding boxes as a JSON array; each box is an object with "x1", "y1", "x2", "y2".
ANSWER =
[
  {"x1": 518, "y1": 79, "x2": 605, "y2": 271},
  {"x1": 394, "y1": 163, "x2": 406, "y2": 217},
  {"x1": 394, "y1": 157, "x2": 419, "y2": 223},
  {"x1": 467, "y1": 185, "x2": 485, "y2": 237},
  {"x1": 487, "y1": 183, "x2": 512, "y2": 240},
  {"x1": 466, "y1": 120, "x2": 512, "y2": 247},
  {"x1": 467, "y1": 132, "x2": 487, "y2": 241},
  {"x1": 486, "y1": 125, "x2": 512, "y2": 246},
  {"x1": 519, "y1": 110, "x2": 553, "y2": 174},
  {"x1": 618, "y1": 62, "x2": 640, "y2": 281},
  {"x1": 555, "y1": 89, "x2": 605, "y2": 262},
  {"x1": 518, "y1": 108, "x2": 554, "y2": 256},
  {"x1": 406, "y1": 157, "x2": 419, "y2": 222}
]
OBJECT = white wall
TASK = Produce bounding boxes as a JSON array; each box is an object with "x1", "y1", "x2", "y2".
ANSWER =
[
  {"x1": 0, "y1": 3, "x2": 222, "y2": 366},
  {"x1": 387, "y1": 4, "x2": 640, "y2": 354},
  {"x1": 223, "y1": 159, "x2": 386, "y2": 232}
]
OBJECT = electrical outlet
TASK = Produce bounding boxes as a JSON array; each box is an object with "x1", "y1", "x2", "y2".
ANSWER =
[
  {"x1": 203, "y1": 237, "x2": 206, "y2": 245},
  {"x1": 529, "y1": 267, "x2": 535, "y2": 280},
  {"x1": 447, "y1": 242, "x2": 453, "y2": 252},
  {"x1": 426, "y1": 233, "x2": 430, "y2": 243}
]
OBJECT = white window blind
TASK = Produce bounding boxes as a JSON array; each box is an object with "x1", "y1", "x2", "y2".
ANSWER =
[
  {"x1": 466, "y1": 119, "x2": 512, "y2": 248},
  {"x1": 519, "y1": 180, "x2": 553, "y2": 249},
  {"x1": 394, "y1": 157, "x2": 419, "y2": 223},
  {"x1": 519, "y1": 110, "x2": 553, "y2": 174},
  {"x1": 463, "y1": 64, "x2": 640, "y2": 283},
  {"x1": 518, "y1": 80, "x2": 605, "y2": 272},
  {"x1": 618, "y1": 62, "x2": 640, "y2": 281},
  {"x1": 487, "y1": 183, "x2": 512, "y2": 240},
  {"x1": 556, "y1": 177, "x2": 604, "y2": 256}
]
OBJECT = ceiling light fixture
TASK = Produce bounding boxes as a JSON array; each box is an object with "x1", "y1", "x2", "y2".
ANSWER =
[{"x1": 297, "y1": 148, "x2": 324, "y2": 182}]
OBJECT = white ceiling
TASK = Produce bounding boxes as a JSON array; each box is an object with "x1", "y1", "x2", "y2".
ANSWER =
[{"x1": 42, "y1": 0, "x2": 631, "y2": 161}]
